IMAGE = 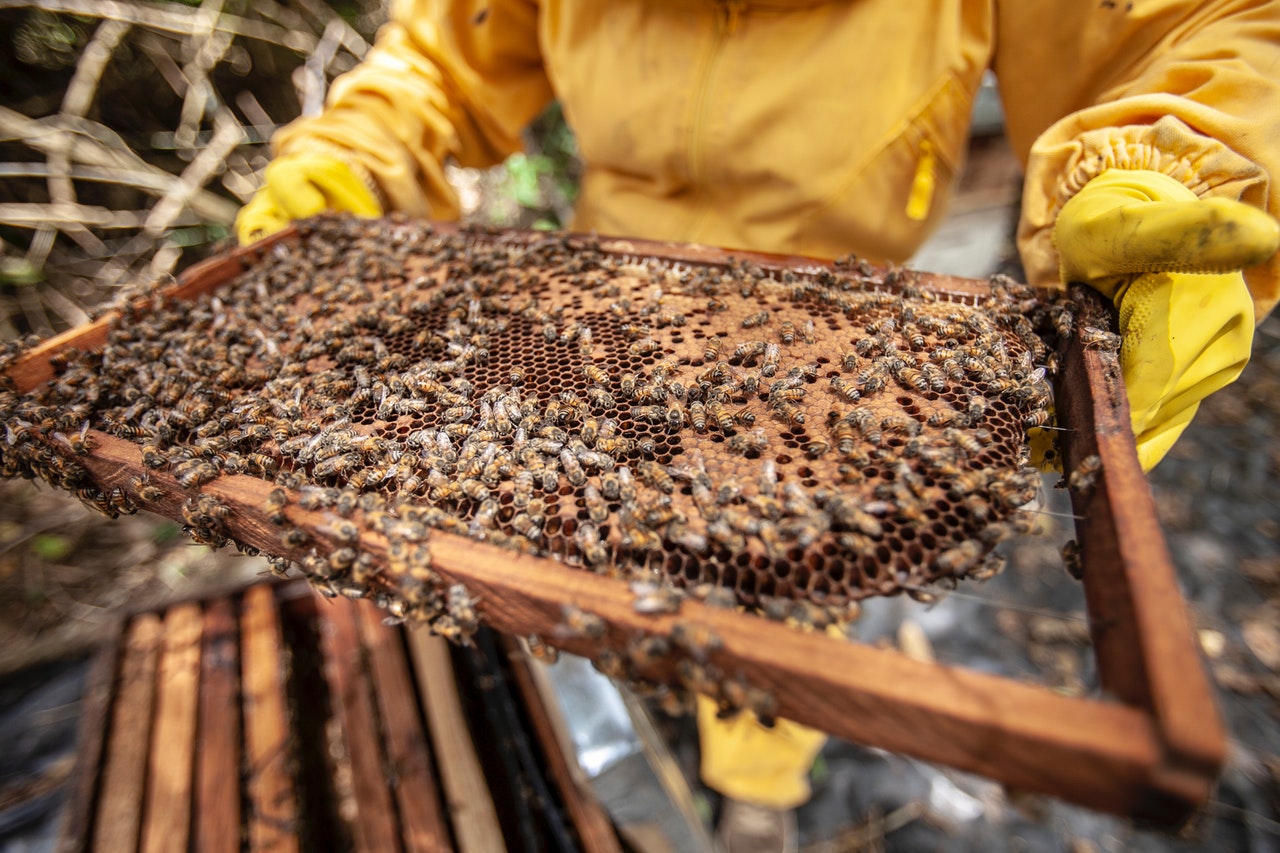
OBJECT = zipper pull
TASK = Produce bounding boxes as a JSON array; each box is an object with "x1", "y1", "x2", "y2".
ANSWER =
[{"x1": 906, "y1": 138, "x2": 937, "y2": 222}]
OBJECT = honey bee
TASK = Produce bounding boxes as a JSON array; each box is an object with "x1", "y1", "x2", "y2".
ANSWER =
[
  {"x1": 636, "y1": 459, "x2": 675, "y2": 494},
  {"x1": 559, "y1": 605, "x2": 606, "y2": 640},
  {"x1": 936, "y1": 539, "x2": 984, "y2": 574},
  {"x1": 1022, "y1": 408, "x2": 1052, "y2": 428},
  {"x1": 1060, "y1": 539, "x2": 1084, "y2": 580},
  {"x1": 672, "y1": 621, "x2": 723, "y2": 661},
  {"x1": 770, "y1": 387, "x2": 805, "y2": 402},
  {"x1": 727, "y1": 428, "x2": 770, "y2": 455},
  {"x1": 734, "y1": 340, "x2": 767, "y2": 364},
  {"x1": 174, "y1": 459, "x2": 219, "y2": 488},
  {"x1": 1068, "y1": 454, "x2": 1102, "y2": 492},
  {"x1": 943, "y1": 428, "x2": 986, "y2": 456},
  {"x1": 582, "y1": 364, "x2": 610, "y2": 385},
  {"x1": 778, "y1": 320, "x2": 797, "y2": 344},
  {"x1": 329, "y1": 519, "x2": 359, "y2": 544},
  {"x1": 559, "y1": 449, "x2": 587, "y2": 487},
  {"x1": 131, "y1": 475, "x2": 164, "y2": 503},
  {"x1": 741, "y1": 310, "x2": 770, "y2": 328},
  {"x1": 511, "y1": 511, "x2": 543, "y2": 541},
  {"x1": 1080, "y1": 326, "x2": 1121, "y2": 350},
  {"x1": 583, "y1": 484, "x2": 610, "y2": 524},
  {"x1": 525, "y1": 634, "x2": 560, "y2": 664},
  {"x1": 760, "y1": 343, "x2": 781, "y2": 377},
  {"x1": 627, "y1": 635, "x2": 671, "y2": 669},
  {"x1": 629, "y1": 338, "x2": 662, "y2": 356},
  {"x1": 689, "y1": 401, "x2": 708, "y2": 432},
  {"x1": 830, "y1": 377, "x2": 860, "y2": 402},
  {"x1": 773, "y1": 401, "x2": 805, "y2": 425},
  {"x1": 631, "y1": 580, "x2": 683, "y2": 615},
  {"x1": 706, "y1": 401, "x2": 736, "y2": 433},
  {"x1": 703, "y1": 337, "x2": 724, "y2": 361},
  {"x1": 141, "y1": 443, "x2": 168, "y2": 469},
  {"x1": 630, "y1": 405, "x2": 665, "y2": 424},
  {"x1": 509, "y1": 365, "x2": 527, "y2": 384},
  {"x1": 897, "y1": 367, "x2": 929, "y2": 392}
]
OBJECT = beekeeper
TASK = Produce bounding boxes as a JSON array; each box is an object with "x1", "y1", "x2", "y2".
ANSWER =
[{"x1": 237, "y1": 2, "x2": 1280, "y2": 849}]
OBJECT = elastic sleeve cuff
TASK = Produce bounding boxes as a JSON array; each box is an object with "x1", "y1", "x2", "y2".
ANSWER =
[{"x1": 1019, "y1": 113, "x2": 1269, "y2": 290}]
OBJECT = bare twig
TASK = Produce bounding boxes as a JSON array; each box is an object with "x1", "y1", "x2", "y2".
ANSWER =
[
  {"x1": 0, "y1": 107, "x2": 240, "y2": 223},
  {"x1": 97, "y1": 108, "x2": 244, "y2": 287},
  {"x1": 300, "y1": 19, "x2": 345, "y2": 117},
  {"x1": 0, "y1": 0, "x2": 318, "y2": 53},
  {"x1": 174, "y1": 0, "x2": 232, "y2": 152},
  {"x1": 0, "y1": 202, "x2": 204, "y2": 230}
]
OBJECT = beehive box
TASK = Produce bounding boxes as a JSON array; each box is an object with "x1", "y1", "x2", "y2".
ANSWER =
[
  {"x1": 58, "y1": 580, "x2": 622, "y2": 852},
  {"x1": 3, "y1": 216, "x2": 1222, "y2": 823}
]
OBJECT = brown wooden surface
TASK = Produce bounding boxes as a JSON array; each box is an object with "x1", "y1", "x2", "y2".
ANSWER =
[
  {"x1": 407, "y1": 630, "x2": 508, "y2": 853},
  {"x1": 241, "y1": 584, "x2": 299, "y2": 853},
  {"x1": 317, "y1": 599, "x2": 402, "y2": 853},
  {"x1": 194, "y1": 597, "x2": 242, "y2": 853},
  {"x1": 55, "y1": 622, "x2": 122, "y2": 853},
  {"x1": 501, "y1": 637, "x2": 622, "y2": 853},
  {"x1": 1057, "y1": 286, "x2": 1226, "y2": 817},
  {"x1": 141, "y1": 602, "x2": 203, "y2": 853},
  {"x1": 94, "y1": 612, "x2": 162, "y2": 853},
  {"x1": 354, "y1": 602, "x2": 453, "y2": 853}
]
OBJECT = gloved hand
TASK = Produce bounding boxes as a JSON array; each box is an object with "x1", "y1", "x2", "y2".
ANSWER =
[
  {"x1": 1055, "y1": 169, "x2": 1280, "y2": 471},
  {"x1": 235, "y1": 152, "x2": 381, "y2": 245},
  {"x1": 696, "y1": 694, "x2": 828, "y2": 810}
]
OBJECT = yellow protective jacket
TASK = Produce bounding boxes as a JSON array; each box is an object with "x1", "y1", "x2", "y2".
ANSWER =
[{"x1": 272, "y1": 0, "x2": 1280, "y2": 320}]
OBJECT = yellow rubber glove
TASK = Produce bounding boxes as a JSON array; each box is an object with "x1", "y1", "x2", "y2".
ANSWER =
[
  {"x1": 235, "y1": 153, "x2": 382, "y2": 245},
  {"x1": 696, "y1": 695, "x2": 828, "y2": 810},
  {"x1": 1055, "y1": 169, "x2": 1280, "y2": 471}
]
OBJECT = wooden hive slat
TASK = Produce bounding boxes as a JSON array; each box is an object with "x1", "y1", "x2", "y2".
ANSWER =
[
  {"x1": 353, "y1": 601, "x2": 453, "y2": 853},
  {"x1": 407, "y1": 630, "x2": 508, "y2": 853},
  {"x1": 241, "y1": 585, "x2": 299, "y2": 853},
  {"x1": 316, "y1": 597, "x2": 403, "y2": 853},
  {"x1": 194, "y1": 596, "x2": 242, "y2": 853},
  {"x1": 141, "y1": 601, "x2": 204, "y2": 853},
  {"x1": 93, "y1": 612, "x2": 163, "y2": 853}
]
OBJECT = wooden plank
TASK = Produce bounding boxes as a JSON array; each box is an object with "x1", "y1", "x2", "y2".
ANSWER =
[
  {"x1": 94, "y1": 612, "x2": 163, "y2": 853},
  {"x1": 354, "y1": 602, "x2": 452, "y2": 853},
  {"x1": 317, "y1": 599, "x2": 402, "y2": 853},
  {"x1": 54, "y1": 620, "x2": 123, "y2": 853},
  {"x1": 242, "y1": 584, "x2": 300, "y2": 853},
  {"x1": 194, "y1": 597, "x2": 242, "y2": 853},
  {"x1": 406, "y1": 630, "x2": 507, "y2": 853},
  {"x1": 1058, "y1": 285, "x2": 1226, "y2": 818},
  {"x1": 141, "y1": 602, "x2": 203, "y2": 853},
  {"x1": 501, "y1": 637, "x2": 622, "y2": 853}
]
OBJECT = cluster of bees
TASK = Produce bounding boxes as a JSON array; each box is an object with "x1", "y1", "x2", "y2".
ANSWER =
[{"x1": 0, "y1": 214, "x2": 1087, "y2": 699}]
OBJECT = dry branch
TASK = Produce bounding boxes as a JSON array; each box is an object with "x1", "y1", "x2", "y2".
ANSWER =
[{"x1": 0, "y1": 0, "x2": 319, "y2": 53}]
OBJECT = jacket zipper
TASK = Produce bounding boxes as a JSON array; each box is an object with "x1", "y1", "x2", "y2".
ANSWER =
[{"x1": 686, "y1": 0, "x2": 743, "y2": 233}]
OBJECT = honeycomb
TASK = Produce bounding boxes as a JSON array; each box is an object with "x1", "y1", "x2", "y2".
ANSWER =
[{"x1": 0, "y1": 214, "x2": 1070, "y2": 630}]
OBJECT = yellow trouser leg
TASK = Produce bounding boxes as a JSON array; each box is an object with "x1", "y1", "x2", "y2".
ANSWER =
[{"x1": 696, "y1": 695, "x2": 828, "y2": 810}]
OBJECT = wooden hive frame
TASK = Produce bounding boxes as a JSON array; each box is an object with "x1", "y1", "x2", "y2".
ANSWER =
[{"x1": 7, "y1": 223, "x2": 1223, "y2": 825}]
